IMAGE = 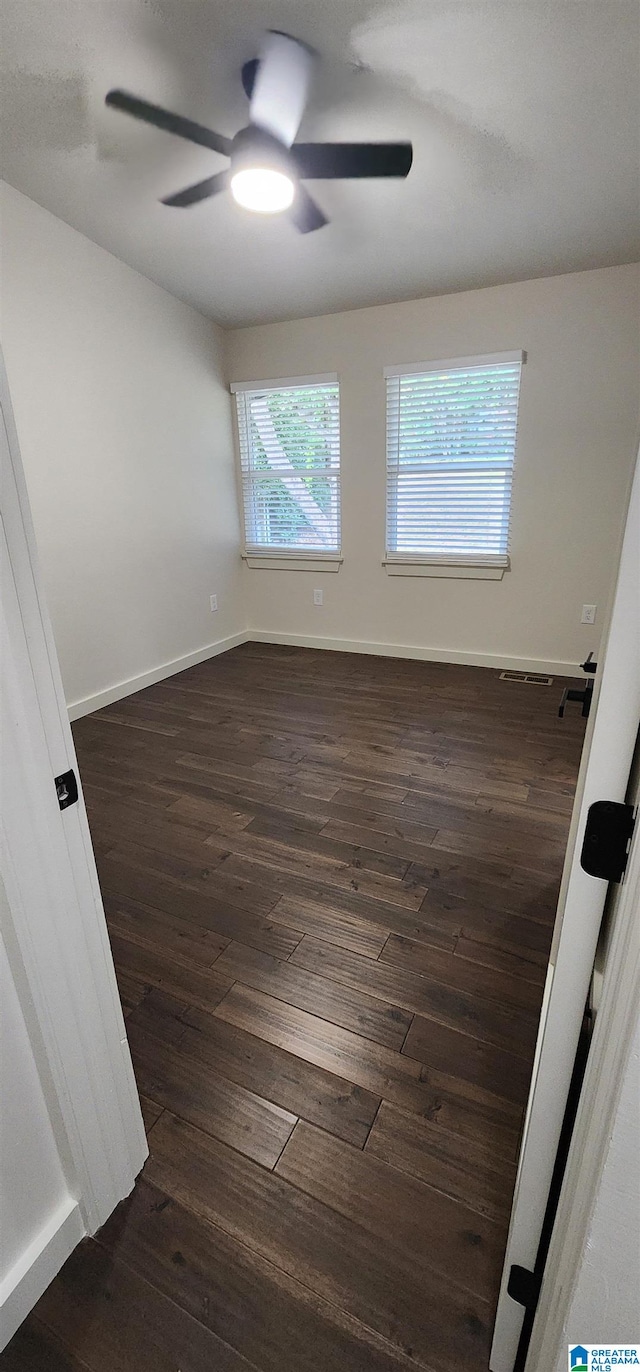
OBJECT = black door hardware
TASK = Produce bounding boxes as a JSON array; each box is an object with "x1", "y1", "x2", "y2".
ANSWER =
[
  {"x1": 558, "y1": 653, "x2": 597, "y2": 719},
  {"x1": 508, "y1": 1264, "x2": 542, "y2": 1313},
  {"x1": 580, "y1": 800, "x2": 635, "y2": 882},
  {"x1": 55, "y1": 769, "x2": 79, "y2": 810}
]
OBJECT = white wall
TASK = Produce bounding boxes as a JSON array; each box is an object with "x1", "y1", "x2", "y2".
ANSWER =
[
  {"x1": 227, "y1": 265, "x2": 640, "y2": 674},
  {"x1": 553, "y1": 1014, "x2": 640, "y2": 1368},
  {"x1": 1, "y1": 184, "x2": 244, "y2": 715},
  {"x1": 2, "y1": 188, "x2": 638, "y2": 697}
]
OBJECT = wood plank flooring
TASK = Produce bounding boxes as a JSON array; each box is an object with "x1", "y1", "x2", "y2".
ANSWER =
[{"x1": 4, "y1": 644, "x2": 586, "y2": 1372}]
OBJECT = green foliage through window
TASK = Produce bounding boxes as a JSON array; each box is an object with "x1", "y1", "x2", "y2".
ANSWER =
[
  {"x1": 236, "y1": 382, "x2": 340, "y2": 552},
  {"x1": 386, "y1": 359, "x2": 522, "y2": 562}
]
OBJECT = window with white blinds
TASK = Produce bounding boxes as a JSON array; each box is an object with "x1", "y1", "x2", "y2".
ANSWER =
[
  {"x1": 385, "y1": 352, "x2": 523, "y2": 566},
  {"x1": 232, "y1": 375, "x2": 340, "y2": 555}
]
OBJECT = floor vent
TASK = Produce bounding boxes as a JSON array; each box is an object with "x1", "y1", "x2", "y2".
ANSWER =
[{"x1": 500, "y1": 670, "x2": 554, "y2": 686}]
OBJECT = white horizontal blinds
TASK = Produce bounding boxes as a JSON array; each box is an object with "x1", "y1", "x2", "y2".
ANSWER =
[
  {"x1": 236, "y1": 381, "x2": 340, "y2": 554},
  {"x1": 386, "y1": 358, "x2": 522, "y2": 564}
]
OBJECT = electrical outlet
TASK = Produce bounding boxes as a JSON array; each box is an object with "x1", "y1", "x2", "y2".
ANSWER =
[
  {"x1": 313, "y1": 588, "x2": 323, "y2": 606},
  {"x1": 581, "y1": 604, "x2": 597, "y2": 625},
  {"x1": 210, "y1": 594, "x2": 218, "y2": 612}
]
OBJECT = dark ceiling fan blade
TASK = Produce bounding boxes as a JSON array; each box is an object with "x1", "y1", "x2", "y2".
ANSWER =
[
  {"x1": 289, "y1": 185, "x2": 328, "y2": 234},
  {"x1": 291, "y1": 142, "x2": 413, "y2": 179},
  {"x1": 241, "y1": 58, "x2": 259, "y2": 101},
  {"x1": 161, "y1": 171, "x2": 229, "y2": 207},
  {"x1": 105, "y1": 90, "x2": 231, "y2": 158}
]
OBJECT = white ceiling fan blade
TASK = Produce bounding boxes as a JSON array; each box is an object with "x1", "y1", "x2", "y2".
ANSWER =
[{"x1": 250, "y1": 31, "x2": 315, "y2": 147}]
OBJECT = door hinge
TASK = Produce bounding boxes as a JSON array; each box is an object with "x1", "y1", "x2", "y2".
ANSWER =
[
  {"x1": 507, "y1": 1264, "x2": 542, "y2": 1312},
  {"x1": 580, "y1": 800, "x2": 635, "y2": 882},
  {"x1": 55, "y1": 768, "x2": 78, "y2": 810}
]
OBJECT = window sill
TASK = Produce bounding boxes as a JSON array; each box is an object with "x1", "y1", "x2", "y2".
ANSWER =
[
  {"x1": 243, "y1": 554, "x2": 343, "y2": 572},
  {"x1": 383, "y1": 560, "x2": 509, "y2": 580}
]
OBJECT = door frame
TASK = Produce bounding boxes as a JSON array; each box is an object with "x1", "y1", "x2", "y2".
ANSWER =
[
  {"x1": 1, "y1": 351, "x2": 146, "y2": 1344},
  {"x1": 526, "y1": 806, "x2": 639, "y2": 1369},
  {"x1": 490, "y1": 442, "x2": 640, "y2": 1369}
]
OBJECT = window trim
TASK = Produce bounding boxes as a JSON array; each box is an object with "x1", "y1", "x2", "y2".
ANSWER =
[
  {"x1": 383, "y1": 350, "x2": 525, "y2": 379},
  {"x1": 382, "y1": 560, "x2": 508, "y2": 579},
  {"x1": 230, "y1": 373, "x2": 338, "y2": 394},
  {"x1": 384, "y1": 350, "x2": 524, "y2": 576},
  {"x1": 231, "y1": 373, "x2": 341, "y2": 565},
  {"x1": 242, "y1": 554, "x2": 343, "y2": 571}
]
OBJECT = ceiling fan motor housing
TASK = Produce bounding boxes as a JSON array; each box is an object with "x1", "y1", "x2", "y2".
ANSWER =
[{"x1": 230, "y1": 125, "x2": 295, "y2": 181}]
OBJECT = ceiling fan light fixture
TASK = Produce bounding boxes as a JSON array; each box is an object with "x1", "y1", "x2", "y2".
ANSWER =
[{"x1": 230, "y1": 166, "x2": 295, "y2": 214}]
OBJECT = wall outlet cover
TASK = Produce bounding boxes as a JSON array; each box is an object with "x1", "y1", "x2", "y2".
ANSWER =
[
  {"x1": 581, "y1": 604, "x2": 597, "y2": 624},
  {"x1": 210, "y1": 594, "x2": 218, "y2": 612},
  {"x1": 313, "y1": 589, "x2": 323, "y2": 606}
]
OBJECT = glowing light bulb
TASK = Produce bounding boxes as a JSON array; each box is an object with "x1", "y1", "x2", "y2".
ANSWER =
[{"x1": 230, "y1": 167, "x2": 295, "y2": 214}]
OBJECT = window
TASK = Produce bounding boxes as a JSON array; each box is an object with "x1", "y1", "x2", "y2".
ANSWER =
[
  {"x1": 232, "y1": 375, "x2": 341, "y2": 559},
  {"x1": 385, "y1": 351, "x2": 523, "y2": 573}
]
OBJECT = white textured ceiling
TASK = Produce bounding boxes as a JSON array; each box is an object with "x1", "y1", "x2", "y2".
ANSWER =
[{"x1": 2, "y1": 0, "x2": 639, "y2": 327}]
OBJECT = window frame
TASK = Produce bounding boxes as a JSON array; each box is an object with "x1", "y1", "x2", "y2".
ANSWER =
[
  {"x1": 383, "y1": 350, "x2": 524, "y2": 579},
  {"x1": 230, "y1": 373, "x2": 342, "y2": 569}
]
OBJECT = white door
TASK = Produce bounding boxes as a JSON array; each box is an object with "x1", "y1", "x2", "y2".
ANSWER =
[
  {"x1": 490, "y1": 446, "x2": 640, "y2": 1371},
  {"x1": 0, "y1": 352, "x2": 146, "y2": 1349}
]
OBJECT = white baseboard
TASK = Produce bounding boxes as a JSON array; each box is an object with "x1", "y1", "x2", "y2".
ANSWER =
[
  {"x1": 0, "y1": 1195, "x2": 84, "y2": 1350},
  {"x1": 247, "y1": 630, "x2": 580, "y2": 677},
  {"x1": 67, "y1": 629, "x2": 580, "y2": 719},
  {"x1": 67, "y1": 632, "x2": 250, "y2": 720}
]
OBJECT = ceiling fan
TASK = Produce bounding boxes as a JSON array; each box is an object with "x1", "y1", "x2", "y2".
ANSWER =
[{"x1": 105, "y1": 30, "x2": 413, "y2": 233}]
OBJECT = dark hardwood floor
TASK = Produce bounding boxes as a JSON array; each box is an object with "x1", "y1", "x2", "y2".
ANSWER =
[{"x1": 4, "y1": 644, "x2": 586, "y2": 1372}]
